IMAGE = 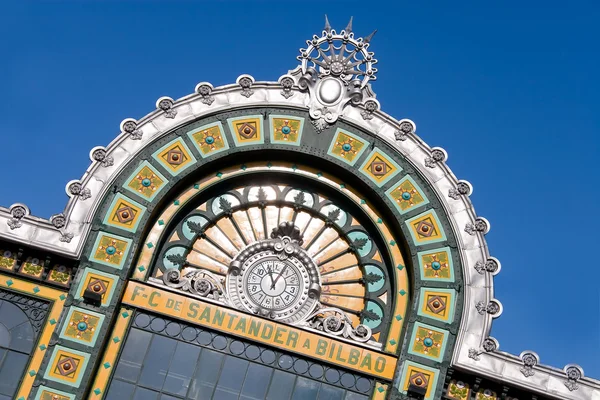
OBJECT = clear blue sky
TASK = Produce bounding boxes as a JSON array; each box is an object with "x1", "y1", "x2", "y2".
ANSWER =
[{"x1": 1, "y1": 1, "x2": 598, "y2": 378}]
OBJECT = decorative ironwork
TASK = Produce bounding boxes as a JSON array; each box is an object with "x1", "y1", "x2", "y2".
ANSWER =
[
  {"x1": 304, "y1": 306, "x2": 372, "y2": 343},
  {"x1": 7, "y1": 204, "x2": 27, "y2": 230},
  {"x1": 0, "y1": 288, "x2": 49, "y2": 334},
  {"x1": 162, "y1": 268, "x2": 229, "y2": 304}
]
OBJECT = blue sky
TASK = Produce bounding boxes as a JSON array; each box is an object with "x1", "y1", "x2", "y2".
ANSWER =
[{"x1": 1, "y1": 1, "x2": 598, "y2": 378}]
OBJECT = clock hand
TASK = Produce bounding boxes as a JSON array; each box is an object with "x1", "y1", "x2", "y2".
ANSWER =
[
  {"x1": 271, "y1": 264, "x2": 288, "y2": 290},
  {"x1": 267, "y1": 266, "x2": 275, "y2": 287}
]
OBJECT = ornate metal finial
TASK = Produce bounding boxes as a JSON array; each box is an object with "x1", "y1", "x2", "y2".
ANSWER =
[
  {"x1": 271, "y1": 221, "x2": 303, "y2": 246},
  {"x1": 291, "y1": 19, "x2": 378, "y2": 132},
  {"x1": 89, "y1": 146, "x2": 114, "y2": 168},
  {"x1": 324, "y1": 15, "x2": 332, "y2": 33},
  {"x1": 465, "y1": 217, "x2": 491, "y2": 236}
]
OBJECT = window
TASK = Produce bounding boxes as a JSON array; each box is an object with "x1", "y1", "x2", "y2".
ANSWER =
[
  {"x1": 106, "y1": 312, "x2": 372, "y2": 400},
  {"x1": 0, "y1": 292, "x2": 45, "y2": 400}
]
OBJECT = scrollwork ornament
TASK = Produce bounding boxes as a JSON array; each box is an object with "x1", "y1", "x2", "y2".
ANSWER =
[
  {"x1": 564, "y1": 365, "x2": 583, "y2": 391},
  {"x1": 448, "y1": 181, "x2": 471, "y2": 200},
  {"x1": 468, "y1": 348, "x2": 481, "y2": 361},
  {"x1": 465, "y1": 217, "x2": 489, "y2": 235},
  {"x1": 50, "y1": 213, "x2": 66, "y2": 229},
  {"x1": 425, "y1": 148, "x2": 446, "y2": 168},
  {"x1": 304, "y1": 306, "x2": 373, "y2": 343},
  {"x1": 157, "y1": 98, "x2": 177, "y2": 119},
  {"x1": 7, "y1": 204, "x2": 28, "y2": 230},
  {"x1": 196, "y1": 83, "x2": 215, "y2": 105},
  {"x1": 163, "y1": 268, "x2": 229, "y2": 304},
  {"x1": 474, "y1": 258, "x2": 499, "y2": 274},
  {"x1": 90, "y1": 147, "x2": 114, "y2": 168},
  {"x1": 67, "y1": 181, "x2": 91, "y2": 201},
  {"x1": 59, "y1": 232, "x2": 74, "y2": 243},
  {"x1": 482, "y1": 338, "x2": 498, "y2": 352},
  {"x1": 122, "y1": 119, "x2": 142, "y2": 140},
  {"x1": 280, "y1": 76, "x2": 295, "y2": 99},
  {"x1": 360, "y1": 100, "x2": 378, "y2": 120},
  {"x1": 520, "y1": 352, "x2": 539, "y2": 378},
  {"x1": 237, "y1": 75, "x2": 254, "y2": 98}
]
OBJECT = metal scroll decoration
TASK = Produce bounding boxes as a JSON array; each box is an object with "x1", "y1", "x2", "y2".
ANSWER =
[
  {"x1": 162, "y1": 268, "x2": 230, "y2": 305},
  {"x1": 304, "y1": 306, "x2": 373, "y2": 343}
]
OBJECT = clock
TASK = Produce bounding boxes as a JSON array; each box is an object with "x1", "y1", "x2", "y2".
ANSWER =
[{"x1": 227, "y1": 222, "x2": 321, "y2": 323}]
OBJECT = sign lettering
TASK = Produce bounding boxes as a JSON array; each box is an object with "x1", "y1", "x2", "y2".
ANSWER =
[{"x1": 123, "y1": 282, "x2": 396, "y2": 379}]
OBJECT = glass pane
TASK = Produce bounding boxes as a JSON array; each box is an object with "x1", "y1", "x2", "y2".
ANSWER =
[
  {"x1": 187, "y1": 349, "x2": 224, "y2": 399},
  {"x1": 240, "y1": 362, "x2": 272, "y2": 399},
  {"x1": 114, "y1": 329, "x2": 153, "y2": 383},
  {"x1": 318, "y1": 384, "x2": 345, "y2": 400},
  {"x1": 163, "y1": 341, "x2": 201, "y2": 396},
  {"x1": 292, "y1": 377, "x2": 320, "y2": 400},
  {"x1": 160, "y1": 395, "x2": 180, "y2": 400},
  {"x1": 344, "y1": 392, "x2": 369, "y2": 400},
  {"x1": 0, "y1": 351, "x2": 28, "y2": 396},
  {"x1": 9, "y1": 322, "x2": 34, "y2": 353},
  {"x1": 133, "y1": 386, "x2": 159, "y2": 400},
  {"x1": 0, "y1": 302, "x2": 27, "y2": 330},
  {"x1": 137, "y1": 334, "x2": 177, "y2": 390},
  {"x1": 266, "y1": 370, "x2": 295, "y2": 400},
  {"x1": 105, "y1": 379, "x2": 135, "y2": 400},
  {"x1": 215, "y1": 355, "x2": 249, "y2": 396},
  {"x1": 211, "y1": 388, "x2": 239, "y2": 400}
]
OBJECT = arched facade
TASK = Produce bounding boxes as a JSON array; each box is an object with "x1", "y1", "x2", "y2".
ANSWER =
[{"x1": 0, "y1": 19, "x2": 597, "y2": 400}]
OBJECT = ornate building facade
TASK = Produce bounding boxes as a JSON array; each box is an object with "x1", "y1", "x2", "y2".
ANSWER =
[{"x1": 0, "y1": 19, "x2": 597, "y2": 400}]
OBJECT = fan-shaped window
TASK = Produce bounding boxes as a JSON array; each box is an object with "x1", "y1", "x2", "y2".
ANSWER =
[
  {"x1": 0, "y1": 290, "x2": 46, "y2": 399},
  {"x1": 150, "y1": 183, "x2": 393, "y2": 343}
]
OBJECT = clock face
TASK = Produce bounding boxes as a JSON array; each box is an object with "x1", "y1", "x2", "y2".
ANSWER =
[{"x1": 244, "y1": 259, "x2": 306, "y2": 311}]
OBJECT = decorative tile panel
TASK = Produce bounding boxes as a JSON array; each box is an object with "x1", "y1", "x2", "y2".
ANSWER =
[
  {"x1": 44, "y1": 346, "x2": 89, "y2": 387},
  {"x1": 35, "y1": 386, "x2": 75, "y2": 400},
  {"x1": 406, "y1": 210, "x2": 447, "y2": 245},
  {"x1": 152, "y1": 138, "x2": 196, "y2": 176},
  {"x1": 417, "y1": 287, "x2": 456, "y2": 323},
  {"x1": 125, "y1": 161, "x2": 168, "y2": 201},
  {"x1": 18, "y1": 256, "x2": 44, "y2": 279},
  {"x1": 446, "y1": 380, "x2": 471, "y2": 400},
  {"x1": 0, "y1": 249, "x2": 16, "y2": 270},
  {"x1": 417, "y1": 247, "x2": 454, "y2": 282},
  {"x1": 103, "y1": 194, "x2": 146, "y2": 233},
  {"x1": 397, "y1": 361, "x2": 439, "y2": 400},
  {"x1": 408, "y1": 322, "x2": 449, "y2": 362},
  {"x1": 359, "y1": 148, "x2": 402, "y2": 187},
  {"x1": 90, "y1": 232, "x2": 132, "y2": 270},
  {"x1": 187, "y1": 121, "x2": 230, "y2": 157},
  {"x1": 75, "y1": 268, "x2": 118, "y2": 307},
  {"x1": 476, "y1": 389, "x2": 498, "y2": 400},
  {"x1": 385, "y1": 175, "x2": 429, "y2": 214},
  {"x1": 45, "y1": 264, "x2": 72, "y2": 287},
  {"x1": 227, "y1": 115, "x2": 264, "y2": 146},
  {"x1": 269, "y1": 115, "x2": 304, "y2": 145},
  {"x1": 327, "y1": 128, "x2": 368, "y2": 165},
  {"x1": 59, "y1": 306, "x2": 105, "y2": 346}
]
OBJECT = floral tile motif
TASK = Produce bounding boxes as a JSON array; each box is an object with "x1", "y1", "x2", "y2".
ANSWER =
[
  {"x1": 19, "y1": 257, "x2": 44, "y2": 279},
  {"x1": 270, "y1": 115, "x2": 304, "y2": 145},
  {"x1": 476, "y1": 389, "x2": 498, "y2": 400},
  {"x1": 397, "y1": 361, "x2": 439, "y2": 400},
  {"x1": 45, "y1": 264, "x2": 72, "y2": 287},
  {"x1": 359, "y1": 148, "x2": 402, "y2": 187},
  {"x1": 408, "y1": 322, "x2": 448, "y2": 362},
  {"x1": 187, "y1": 121, "x2": 230, "y2": 157},
  {"x1": 418, "y1": 287, "x2": 456, "y2": 323},
  {"x1": 35, "y1": 386, "x2": 75, "y2": 400},
  {"x1": 44, "y1": 346, "x2": 90, "y2": 387},
  {"x1": 227, "y1": 115, "x2": 264, "y2": 146},
  {"x1": 417, "y1": 247, "x2": 454, "y2": 282},
  {"x1": 125, "y1": 161, "x2": 167, "y2": 201},
  {"x1": 0, "y1": 249, "x2": 16, "y2": 270},
  {"x1": 103, "y1": 194, "x2": 146, "y2": 233},
  {"x1": 59, "y1": 307, "x2": 105, "y2": 346},
  {"x1": 446, "y1": 380, "x2": 471, "y2": 400},
  {"x1": 385, "y1": 175, "x2": 429, "y2": 214},
  {"x1": 405, "y1": 210, "x2": 446, "y2": 244},
  {"x1": 90, "y1": 232, "x2": 132, "y2": 269},
  {"x1": 75, "y1": 268, "x2": 118, "y2": 307},
  {"x1": 152, "y1": 138, "x2": 197, "y2": 176},
  {"x1": 327, "y1": 129, "x2": 368, "y2": 166}
]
